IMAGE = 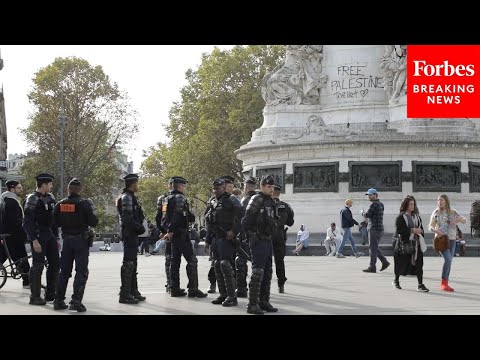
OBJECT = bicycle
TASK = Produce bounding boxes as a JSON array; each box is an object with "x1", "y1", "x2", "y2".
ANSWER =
[
  {"x1": 0, "y1": 233, "x2": 32, "y2": 290},
  {"x1": 0, "y1": 233, "x2": 47, "y2": 290}
]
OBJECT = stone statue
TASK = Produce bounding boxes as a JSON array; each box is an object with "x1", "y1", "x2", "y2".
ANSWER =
[
  {"x1": 262, "y1": 45, "x2": 327, "y2": 106},
  {"x1": 381, "y1": 45, "x2": 407, "y2": 103}
]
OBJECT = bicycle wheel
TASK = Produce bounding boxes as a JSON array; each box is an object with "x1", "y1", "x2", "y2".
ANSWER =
[{"x1": 0, "y1": 264, "x2": 7, "y2": 290}]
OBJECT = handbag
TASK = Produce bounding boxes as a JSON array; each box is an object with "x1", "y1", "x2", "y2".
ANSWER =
[
  {"x1": 433, "y1": 234, "x2": 450, "y2": 252},
  {"x1": 393, "y1": 234, "x2": 415, "y2": 256}
]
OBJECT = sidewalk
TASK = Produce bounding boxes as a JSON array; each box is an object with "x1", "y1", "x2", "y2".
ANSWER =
[{"x1": 1, "y1": 253, "x2": 479, "y2": 315}]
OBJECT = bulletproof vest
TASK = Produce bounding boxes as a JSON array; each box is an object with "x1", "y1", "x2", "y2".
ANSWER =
[
  {"x1": 57, "y1": 196, "x2": 85, "y2": 233},
  {"x1": 276, "y1": 200, "x2": 289, "y2": 229},
  {"x1": 37, "y1": 193, "x2": 55, "y2": 228},
  {"x1": 162, "y1": 191, "x2": 189, "y2": 231},
  {"x1": 209, "y1": 193, "x2": 236, "y2": 230},
  {"x1": 117, "y1": 191, "x2": 144, "y2": 225},
  {"x1": 258, "y1": 195, "x2": 278, "y2": 236},
  {"x1": 160, "y1": 194, "x2": 170, "y2": 230}
]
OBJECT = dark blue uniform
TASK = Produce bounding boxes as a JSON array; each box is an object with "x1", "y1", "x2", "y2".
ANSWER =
[
  {"x1": 241, "y1": 192, "x2": 278, "y2": 314},
  {"x1": 205, "y1": 192, "x2": 242, "y2": 305},
  {"x1": 235, "y1": 190, "x2": 257, "y2": 297},
  {"x1": 164, "y1": 189, "x2": 206, "y2": 298},
  {"x1": 23, "y1": 192, "x2": 59, "y2": 303},
  {"x1": 272, "y1": 198, "x2": 294, "y2": 291},
  {"x1": 53, "y1": 193, "x2": 98, "y2": 309},
  {"x1": 117, "y1": 189, "x2": 146, "y2": 304},
  {"x1": 156, "y1": 191, "x2": 173, "y2": 293}
]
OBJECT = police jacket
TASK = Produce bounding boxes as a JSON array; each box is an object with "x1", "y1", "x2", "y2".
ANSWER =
[
  {"x1": 53, "y1": 193, "x2": 99, "y2": 235},
  {"x1": 205, "y1": 192, "x2": 243, "y2": 238},
  {"x1": 22, "y1": 191, "x2": 58, "y2": 241},
  {"x1": 117, "y1": 189, "x2": 145, "y2": 236},
  {"x1": 273, "y1": 198, "x2": 294, "y2": 240},
  {"x1": 155, "y1": 192, "x2": 169, "y2": 234},
  {"x1": 163, "y1": 189, "x2": 195, "y2": 234},
  {"x1": 241, "y1": 192, "x2": 277, "y2": 238}
]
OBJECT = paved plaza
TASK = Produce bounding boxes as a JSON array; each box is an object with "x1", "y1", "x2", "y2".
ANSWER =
[{"x1": 1, "y1": 253, "x2": 479, "y2": 315}]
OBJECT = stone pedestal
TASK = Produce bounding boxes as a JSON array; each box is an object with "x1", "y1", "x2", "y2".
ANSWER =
[{"x1": 236, "y1": 45, "x2": 480, "y2": 233}]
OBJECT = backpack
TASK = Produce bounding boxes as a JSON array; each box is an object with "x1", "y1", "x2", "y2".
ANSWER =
[{"x1": 470, "y1": 200, "x2": 480, "y2": 237}]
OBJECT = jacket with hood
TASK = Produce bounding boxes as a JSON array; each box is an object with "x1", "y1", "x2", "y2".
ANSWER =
[{"x1": 0, "y1": 191, "x2": 27, "y2": 243}]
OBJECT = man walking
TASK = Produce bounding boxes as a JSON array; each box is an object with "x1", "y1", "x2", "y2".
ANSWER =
[
  {"x1": 362, "y1": 188, "x2": 390, "y2": 273},
  {"x1": 337, "y1": 199, "x2": 364, "y2": 258}
]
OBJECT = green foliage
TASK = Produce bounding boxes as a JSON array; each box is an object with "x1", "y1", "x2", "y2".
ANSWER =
[
  {"x1": 96, "y1": 207, "x2": 118, "y2": 232},
  {"x1": 140, "y1": 45, "x2": 284, "y2": 216},
  {"x1": 19, "y1": 56, "x2": 138, "y2": 211}
]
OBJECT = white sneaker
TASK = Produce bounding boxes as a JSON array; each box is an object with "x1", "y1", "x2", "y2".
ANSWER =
[
  {"x1": 325, "y1": 251, "x2": 331, "y2": 256},
  {"x1": 336, "y1": 253, "x2": 345, "y2": 258},
  {"x1": 328, "y1": 252, "x2": 336, "y2": 257},
  {"x1": 145, "y1": 253, "x2": 151, "y2": 257}
]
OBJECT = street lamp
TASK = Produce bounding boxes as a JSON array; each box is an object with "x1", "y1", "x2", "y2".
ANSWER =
[{"x1": 58, "y1": 95, "x2": 66, "y2": 197}]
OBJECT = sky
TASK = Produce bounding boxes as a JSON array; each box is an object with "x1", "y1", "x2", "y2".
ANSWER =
[{"x1": 0, "y1": 45, "x2": 234, "y2": 171}]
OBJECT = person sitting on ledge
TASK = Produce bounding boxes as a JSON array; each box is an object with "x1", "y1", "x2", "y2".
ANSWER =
[{"x1": 293, "y1": 224, "x2": 310, "y2": 255}]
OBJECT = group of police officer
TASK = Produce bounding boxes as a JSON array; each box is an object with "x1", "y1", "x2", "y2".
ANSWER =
[
  {"x1": 0, "y1": 173, "x2": 98, "y2": 312},
  {"x1": 2, "y1": 170, "x2": 294, "y2": 314},
  {"x1": 201, "y1": 174, "x2": 294, "y2": 314}
]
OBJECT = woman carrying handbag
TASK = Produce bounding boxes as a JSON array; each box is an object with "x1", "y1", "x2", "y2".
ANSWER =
[{"x1": 393, "y1": 196, "x2": 429, "y2": 292}]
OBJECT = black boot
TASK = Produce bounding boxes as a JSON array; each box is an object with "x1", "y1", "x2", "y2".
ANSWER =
[
  {"x1": 132, "y1": 261, "x2": 146, "y2": 301},
  {"x1": 211, "y1": 260, "x2": 227, "y2": 304},
  {"x1": 186, "y1": 255, "x2": 207, "y2": 298},
  {"x1": 220, "y1": 260, "x2": 238, "y2": 307},
  {"x1": 119, "y1": 261, "x2": 139, "y2": 304},
  {"x1": 165, "y1": 252, "x2": 172, "y2": 294},
  {"x1": 44, "y1": 265, "x2": 59, "y2": 302},
  {"x1": 69, "y1": 284, "x2": 87, "y2": 312},
  {"x1": 207, "y1": 282, "x2": 216, "y2": 294},
  {"x1": 29, "y1": 263, "x2": 46, "y2": 306},
  {"x1": 235, "y1": 248, "x2": 248, "y2": 297},
  {"x1": 259, "y1": 265, "x2": 278, "y2": 313},
  {"x1": 247, "y1": 268, "x2": 264, "y2": 315}
]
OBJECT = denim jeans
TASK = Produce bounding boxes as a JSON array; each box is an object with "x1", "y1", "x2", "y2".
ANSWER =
[
  {"x1": 441, "y1": 240, "x2": 457, "y2": 280},
  {"x1": 368, "y1": 230, "x2": 387, "y2": 270},
  {"x1": 338, "y1": 227, "x2": 358, "y2": 255}
]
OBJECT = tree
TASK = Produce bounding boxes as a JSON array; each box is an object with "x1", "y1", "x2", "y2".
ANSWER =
[
  {"x1": 140, "y1": 45, "x2": 285, "y2": 216},
  {"x1": 20, "y1": 56, "x2": 138, "y2": 207}
]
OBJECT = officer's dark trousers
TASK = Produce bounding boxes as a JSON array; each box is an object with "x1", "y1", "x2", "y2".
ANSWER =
[
  {"x1": 170, "y1": 230, "x2": 199, "y2": 291},
  {"x1": 164, "y1": 241, "x2": 172, "y2": 291},
  {"x1": 214, "y1": 237, "x2": 236, "y2": 298},
  {"x1": 56, "y1": 234, "x2": 89, "y2": 304},
  {"x1": 0, "y1": 233, "x2": 30, "y2": 284},
  {"x1": 272, "y1": 237, "x2": 287, "y2": 286},
  {"x1": 208, "y1": 244, "x2": 216, "y2": 285},
  {"x1": 235, "y1": 240, "x2": 249, "y2": 294},
  {"x1": 30, "y1": 230, "x2": 60, "y2": 300},
  {"x1": 120, "y1": 232, "x2": 138, "y2": 298},
  {"x1": 248, "y1": 238, "x2": 273, "y2": 306}
]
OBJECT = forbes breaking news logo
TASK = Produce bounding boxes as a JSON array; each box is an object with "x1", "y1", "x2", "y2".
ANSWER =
[{"x1": 407, "y1": 45, "x2": 480, "y2": 118}]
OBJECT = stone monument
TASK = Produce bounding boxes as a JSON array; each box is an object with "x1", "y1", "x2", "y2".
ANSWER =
[{"x1": 235, "y1": 45, "x2": 480, "y2": 233}]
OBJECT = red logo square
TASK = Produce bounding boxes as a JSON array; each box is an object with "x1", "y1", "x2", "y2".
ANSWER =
[{"x1": 407, "y1": 45, "x2": 480, "y2": 118}]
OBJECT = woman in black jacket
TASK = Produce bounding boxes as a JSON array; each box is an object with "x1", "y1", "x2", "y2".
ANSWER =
[{"x1": 393, "y1": 195, "x2": 429, "y2": 292}]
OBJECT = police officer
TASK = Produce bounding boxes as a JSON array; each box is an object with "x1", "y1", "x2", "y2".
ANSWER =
[
  {"x1": 235, "y1": 176, "x2": 257, "y2": 298},
  {"x1": 163, "y1": 177, "x2": 207, "y2": 298},
  {"x1": 156, "y1": 176, "x2": 185, "y2": 295},
  {"x1": 206, "y1": 178, "x2": 243, "y2": 306},
  {"x1": 241, "y1": 175, "x2": 278, "y2": 315},
  {"x1": 271, "y1": 184, "x2": 294, "y2": 293},
  {"x1": 117, "y1": 173, "x2": 147, "y2": 304},
  {"x1": 22, "y1": 173, "x2": 60, "y2": 305},
  {"x1": 0, "y1": 180, "x2": 30, "y2": 288},
  {"x1": 53, "y1": 178, "x2": 98, "y2": 312}
]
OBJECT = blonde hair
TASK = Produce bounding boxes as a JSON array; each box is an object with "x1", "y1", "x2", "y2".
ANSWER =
[
  {"x1": 345, "y1": 199, "x2": 353, "y2": 205},
  {"x1": 437, "y1": 194, "x2": 452, "y2": 214}
]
